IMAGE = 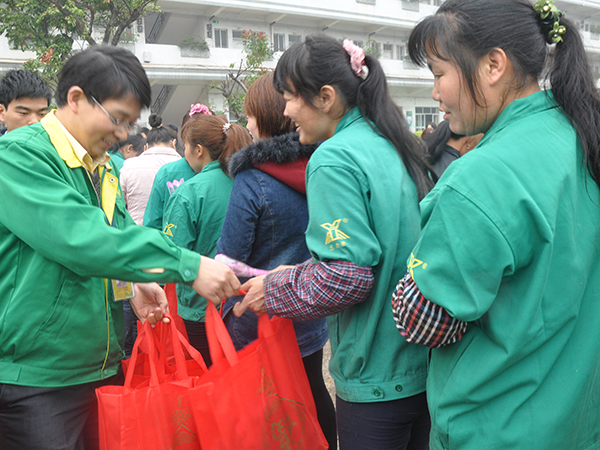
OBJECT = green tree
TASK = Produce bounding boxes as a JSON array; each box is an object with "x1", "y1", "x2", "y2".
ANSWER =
[
  {"x1": 211, "y1": 29, "x2": 272, "y2": 124},
  {"x1": 0, "y1": 0, "x2": 160, "y2": 85}
]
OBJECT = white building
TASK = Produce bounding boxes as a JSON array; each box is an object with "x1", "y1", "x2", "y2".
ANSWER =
[{"x1": 2, "y1": 0, "x2": 600, "y2": 130}]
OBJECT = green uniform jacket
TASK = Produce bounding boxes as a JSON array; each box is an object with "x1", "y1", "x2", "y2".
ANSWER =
[
  {"x1": 163, "y1": 160, "x2": 232, "y2": 322},
  {"x1": 144, "y1": 158, "x2": 197, "y2": 230},
  {"x1": 110, "y1": 150, "x2": 125, "y2": 170},
  {"x1": 412, "y1": 91, "x2": 600, "y2": 449},
  {"x1": 0, "y1": 115, "x2": 201, "y2": 388},
  {"x1": 305, "y1": 107, "x2": 428, "y2": 403}
]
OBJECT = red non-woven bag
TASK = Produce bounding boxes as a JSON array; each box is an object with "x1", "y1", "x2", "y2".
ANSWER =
[
  {"x1": 96, "y1": 315, "x2": 212, "y2": 450},
  {"x1": 193, "y1": 302, "x2": 329, "y2": 450}
]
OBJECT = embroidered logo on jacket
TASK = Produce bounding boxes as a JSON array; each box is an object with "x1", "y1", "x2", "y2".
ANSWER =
[
  {"x1": 164, "y1": 223, "x2": 177, "y2": 237},
  {"x1": 167, "y1": 178, "x2": 185, "y2": 195},
  {"x1": 408, "y1": 253, "x2": 427, "y2": 278},
  {"x1": 321, "y1": 219, "x2": 350, "y2": 245}
]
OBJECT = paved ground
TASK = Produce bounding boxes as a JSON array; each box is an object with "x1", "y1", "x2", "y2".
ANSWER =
[{"x1": 322, "y1": 340, "x2": 336, "y2": 401}]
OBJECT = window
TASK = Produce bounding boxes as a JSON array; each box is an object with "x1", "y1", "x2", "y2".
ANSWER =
[
  {"x1": 415, "y1": 107, "x2": 439, "y2": 131},
  {"x1": 396, "y1": 45, "x2": 405, "y2": 60},
  {"x1": 353, "y1": 40, "x2": 364, "y2": 48},
  {"x1": 215, "y1": 29, "x2": 228, "y2": 48},
  {"x1": 274, "y1": 33, "x2": 285, "y2": 52},
  {"x1": 288, "y1": 34, "x2": 302, "y2": 47},
  {"x1": 382, "y1": 43, "x2": 393, "y2": 59},
  {"x1": 232, "y1": 30, "x2": 243, "y2": 48}
]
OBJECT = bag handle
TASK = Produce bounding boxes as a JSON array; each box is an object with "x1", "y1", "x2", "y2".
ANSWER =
[
  {"x1": 164, "y1": 313, "x2": 209, "y2": 378},
  {"x1": 257, "y1": 312, "x2": 277, "y2": 339},
  {"x1": 124, "y1": 316, "x2": 209, "y2": 388},
  {"x1": 124, "y1": 320, "x2": 160, "y2": 388},
  {"x1": 206, "y1": 302, "x2": 239, "y2": 366}
]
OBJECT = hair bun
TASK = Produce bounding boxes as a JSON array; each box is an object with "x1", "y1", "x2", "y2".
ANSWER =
[{"x1": 148, "y1": 113, "x2": 163, "y2": 129}]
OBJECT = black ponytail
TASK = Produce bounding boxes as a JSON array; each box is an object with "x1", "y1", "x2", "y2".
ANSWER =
[
  {"x1": 358, "y1": 54, "x2": 434, "y2": 199},
  {"x1": 274, "y1": 34, "x2": 433, "y2": 200},
  {"x1": 549, "y1": 16, "x2": 600, "y2": 190}
]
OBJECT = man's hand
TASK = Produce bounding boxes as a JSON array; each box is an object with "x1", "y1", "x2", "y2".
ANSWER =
[
  {"x1": 233, "y1": 275, "x2": 268, "y2": 317},
  {"x1": 192, "y1": 255, "x2": 241, "y2": 305},
  {"x1": 130, "y1": 282, "x2": 170, "y2": 326}
]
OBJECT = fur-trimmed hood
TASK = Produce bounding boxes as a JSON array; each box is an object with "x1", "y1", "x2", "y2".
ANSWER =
[{"x1": 228, "y1": 133, "x2": 319, "y2": 178}]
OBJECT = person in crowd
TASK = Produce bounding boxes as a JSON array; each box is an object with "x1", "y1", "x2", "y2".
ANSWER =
[
  {"x1": 233, "y1": 35, "x2": 433, "y2": 450},
  {"x1": 143, "y1": 103, "x2": 213, "y2": 230},
  {"x1": 137, "y1": 126, "x2": 149, "y2": 139},
  {"x1": 391, "y1": 1, "x2": 600, "y2": 449},
  {"x1": 0, "y1": 69, "x2": 52, "y2": 135},
  {"x1": 424, "y1": 119, "x2": 483, "y2": 178},
  {"x1": 108, "y1": 133, "x2": 146, "y2": 170},
  {"x1": 166, "y1": 122, "x2": 184, "y2": 156},
  {"x1": 162, "y1": 114, "x2": 251, "y2": 366},
  {"x1": 420, "y1": 121, "x2": 437, "y2": 140},
  {"x1": 0, "y1": 45, "x2": 239, "y2": 450},
  {"x1": 120, "y1": 113, "x2": 180, "y2": 225},
  {"x1": 216, "y1": 72, "x2": 337, "y2": 449}
]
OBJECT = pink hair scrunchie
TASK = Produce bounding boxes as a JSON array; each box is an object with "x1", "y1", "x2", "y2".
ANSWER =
[
  {"x1": 189, "y1": 103, "x2": 212, "y2": 117},
  {"x1": 343, "y1": 39, "x2": 366, "y2": 77}
]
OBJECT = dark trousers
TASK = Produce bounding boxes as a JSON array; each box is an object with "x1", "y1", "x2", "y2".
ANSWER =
[
  {"x1": 183, "y1": 318, "x2": 212, "y2": 368},
  {"x1": 0, "y1": 372, "x2": 124, "y2": 450},
  {"x1": 303, "y1": 349, "x2": 338, "y2": 450},
  {"x1": 336, "y1": 391, "x2": 430, "y2": 450},
  {"x1": 122, "y1": 299, "x2": 138, "y2": 359}
]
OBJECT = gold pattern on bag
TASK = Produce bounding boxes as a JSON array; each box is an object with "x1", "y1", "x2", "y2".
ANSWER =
[{"x1": 169, "y1": 396, "x2": 199, "y2": 449}]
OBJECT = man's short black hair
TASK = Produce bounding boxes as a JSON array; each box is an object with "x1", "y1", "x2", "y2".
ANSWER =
[
  {"x1": 0, "y1": 70, "x2": 52, "y2": 108},
  {"x1": 55, "y1": 45, "x2": 151, "y2": 109}
]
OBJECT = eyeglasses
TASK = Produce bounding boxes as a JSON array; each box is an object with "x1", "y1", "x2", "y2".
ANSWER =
[{"x1": 91, "y1": 96, "x2": 136, "y2": 133}]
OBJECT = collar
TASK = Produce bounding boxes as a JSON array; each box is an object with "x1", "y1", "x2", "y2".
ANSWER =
[
  {"x1": 41, "y1": 110, "x2": 112, "y2": 173},
  {"x1": 143, "y1": 146, "x2": 180, "y2": 157},
  {"x1": 200, "y1": 160, "x2": 221, "y2": 173},
  {"x1": 41, "y1": 110, "x2": 119, "y2": 224},
  {"x1": 478, "y1": 90, "x2": 558, "y2": 147},
  {"x1": 333, "y1": 107, "x2": 364, "y2": 136}
]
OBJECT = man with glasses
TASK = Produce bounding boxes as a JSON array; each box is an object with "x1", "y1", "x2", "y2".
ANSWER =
[{"x1": 0, "y1": 45, "x2": 240, "y2": 450}]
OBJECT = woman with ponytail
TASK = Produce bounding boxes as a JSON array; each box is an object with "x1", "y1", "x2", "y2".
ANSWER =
[
  {"x1": 391, "y1": 1, "x2": 600, "y2": 448},
  {"x1": 233, "y1": 34, "x2": 433, "y2": 449},
  {"x1": 162, "y1": 114, "x2": 251, "y2": 365}
]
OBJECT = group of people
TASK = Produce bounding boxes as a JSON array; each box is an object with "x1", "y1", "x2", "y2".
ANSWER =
[{"x1": 1, "y1": 0, "x2": 600, "y2": 449}]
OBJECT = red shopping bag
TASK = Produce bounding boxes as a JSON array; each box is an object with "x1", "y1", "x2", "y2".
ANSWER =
[
  {"x1": 164, "y1": 282, "x2": 188, "y2": 341},
  {"x1": 194, "y1": 302, "x2": 329, "y2": 450},
  {"x1": 96, "y1": 315, "x2": 213, "y2": 450},
  {"x1": 122, "y1": 283, "x2": 190, "y2": 385}
]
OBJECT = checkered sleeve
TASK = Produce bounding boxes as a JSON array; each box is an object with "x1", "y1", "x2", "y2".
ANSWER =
[
  {"x1": 264, "y1": 260, "x2": 374, "y2": 321},
  {"x1": 392, "y1": 272, "x2": 467, "y2": 348}
]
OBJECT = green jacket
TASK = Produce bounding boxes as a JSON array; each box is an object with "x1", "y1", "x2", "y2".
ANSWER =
[
  {"x1": 412, "y1": 91, "x2": 600, "y2": 449},
  {"x1": 163, "y1": 160, "x2": 233, "y2": 322},
  {"x1": 144, "y1": 157, "x2": 197, "y2": 230},
  {"x1": 0, "y1": 114, "x2": 201, "y2": 388},
  {"x1": 305, "y1": 108, "x2": 428, "y2": 403}
]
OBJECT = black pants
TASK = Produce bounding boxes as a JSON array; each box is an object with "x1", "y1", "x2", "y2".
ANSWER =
[
  {"x1": 183, "y1": 318, "x2": 212, "y2": 368},
  {"x1": 303, "y1": 349, "x2": 338, "y2": 450},
  {"x1": 336, "y1": 391, "x2": 430, "y2": 450},
  {"x1": 0, "y1": 372, "x2": 124, "y2": 450}
]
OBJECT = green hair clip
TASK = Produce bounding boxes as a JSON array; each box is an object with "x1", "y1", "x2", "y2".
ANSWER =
[{"x1": 534, "y1": 0, "x2": 566, "y2": 44}]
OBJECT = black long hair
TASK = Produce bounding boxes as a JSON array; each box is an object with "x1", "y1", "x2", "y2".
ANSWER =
[
  {"x1": 409, "y1": 0, "x2": 600, "y2": 191},
  {"x1": 273, "y1": 34, "x2": 433, "y2": 200},
  {"x1": 423, "y1": 120, "x2": 458, "y2": 165}
]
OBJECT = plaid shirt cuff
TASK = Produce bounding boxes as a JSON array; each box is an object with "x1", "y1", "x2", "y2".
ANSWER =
[
  {"x1": 392, "y1": 272, "x2": 467, "y2": 348},
  {"x1": 264, "y1": 260, "x2": 374, "y2": 321}
]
